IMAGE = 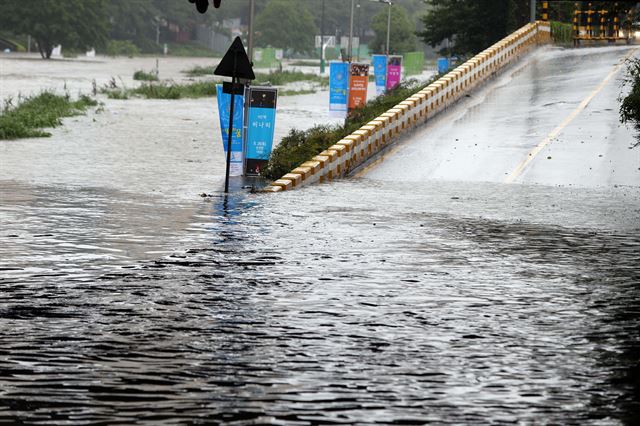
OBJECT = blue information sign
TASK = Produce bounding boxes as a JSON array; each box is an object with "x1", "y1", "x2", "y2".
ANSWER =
[
  {"x1": 372, "y1": 54, "x2": 387, "y2": 95},
  {"x1": 329, "y1": 61, "x2": 349, "y2": 113},
  {"x1": 245, "y1": 87, "x2": 277, "y2": 176},
  {"x1": 216, "y1": 84, "x2": 245, "y2": 176}
]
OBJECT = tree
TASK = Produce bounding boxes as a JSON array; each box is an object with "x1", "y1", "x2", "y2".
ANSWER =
[
  {"x1": 0, "y1": 0, "x2": 109, "y2": 59},
  {"x1": 370, "y1": 4, "x2": 417, "y2": 54},
  {"x1": 255, "y1": 0, "x2": 317, "y2": 54},
  {"x1": 419, "y1": 0, "x2": 527, "y2": 56}
]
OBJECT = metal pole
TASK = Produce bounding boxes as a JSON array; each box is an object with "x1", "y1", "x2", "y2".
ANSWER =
[
  {"x1": 386, "y1": 1, "x2": 391, "y2": 55},
  {"x1": 348, "y1": 0, "x2": 355, "y2": 61},
  {"x1": 321, "y1": 0, "x2": 325, "y2": 73},
  {"x1": 27, "y1": 35, "x2": 31, "y2": 53},
  {"x1": 530, "y1": 0, "x2": 536, "y2": 23},
  {"x1": 225, "y1": 54, "x2": 238, "y2": 194},
  {"x1": 356, "y1": 2, "x2": 361, "y2": 62},
  {"x1": 248, "y1": 0, "x2": 255, "y2": 63}
]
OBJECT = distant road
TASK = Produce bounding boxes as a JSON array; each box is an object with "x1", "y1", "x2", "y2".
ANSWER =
[{"x1": 362, "y1": 46, "x2": 640, "y2": 188}]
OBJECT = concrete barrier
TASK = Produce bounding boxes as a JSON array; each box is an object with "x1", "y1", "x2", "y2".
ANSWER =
[{"x1": 262, "y1": 21, "x2": 551, "y2": 193}]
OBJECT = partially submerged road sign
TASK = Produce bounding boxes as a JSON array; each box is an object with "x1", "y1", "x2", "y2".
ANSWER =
[
  {"x1": 214, "y1": 37, "x2": 255, "y2": 81},
  {"x1": 215, "y1": 36, "x2": 255, "y2": 194}
]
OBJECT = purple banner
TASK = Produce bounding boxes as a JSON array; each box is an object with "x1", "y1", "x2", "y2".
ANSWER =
[{"x1": 386, "y1": 55, "x2": 402, "y2": 90}]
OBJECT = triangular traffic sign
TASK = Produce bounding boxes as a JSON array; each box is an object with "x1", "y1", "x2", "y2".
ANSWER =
[{"x1": 214, "y1": 37, "x2": 255, "y2": 80}]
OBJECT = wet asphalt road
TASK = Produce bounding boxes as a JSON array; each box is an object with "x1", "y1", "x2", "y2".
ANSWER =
[{"x1": 1, "y1": 46, "x2": 639, "y2": 424}]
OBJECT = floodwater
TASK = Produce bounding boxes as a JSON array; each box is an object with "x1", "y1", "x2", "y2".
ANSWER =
[{"x1": 1, "y1": 49, "x2": 639, "y2": 424}]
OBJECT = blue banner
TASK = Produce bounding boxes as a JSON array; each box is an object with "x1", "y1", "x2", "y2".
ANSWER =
[
  {"x1": 329, "y1": 61, "x2": 348, "y2": 112},
  {"x1": 247, "y1": 107, "x2": 276, "y2": 159},
  {"x1": 216, "y1": 84, "x2": 244, "y2": 176},
  {"x1": 372, "y1": 54, "x2": 387, "y2": 95}
]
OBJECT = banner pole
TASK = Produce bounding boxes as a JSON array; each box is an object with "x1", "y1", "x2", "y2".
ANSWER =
[{"x1": 224, "y1": 54, "x2": 238, "y2": 194}]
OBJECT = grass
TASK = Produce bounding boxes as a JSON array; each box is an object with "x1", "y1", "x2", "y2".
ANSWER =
[
  {"x1": 289, "y1": 60, "x2": 320, "y2": 66},
  {"x1": 166, "y1": 42, "x2": 219, "y2": 58},
  {"x1": 102, "y1": 80, "x2": 218, "y2": 99},
  {"x1": 261, "y1": 77, "x2": 438, "y2": 180},
  {"x1": 133, "y1": 70, "x2": 159, "y2": 81},
  {"x1": 551, "y1": 21, "x2": 573, "y2": 45},
  {"x1": 0, "y1": 92, "x2": 98, "y2": 140},
  {"x1": 183, "y1": 66, "x2": 329, "y2": 86},
  {"x1": 183, "y1": 65, "x2": 216, "y2": 77},
  {"x1": 255, "y1": 70, "x2": 328, "y2": 86}
]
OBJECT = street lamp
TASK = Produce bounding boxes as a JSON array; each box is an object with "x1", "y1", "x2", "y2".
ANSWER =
[{"x1": 371, "y1": 0, "x2": 393, "y2": 56}]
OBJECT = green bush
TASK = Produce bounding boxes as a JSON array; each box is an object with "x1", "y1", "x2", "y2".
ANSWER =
[
  {"x1": 262, "y1": 78, "x2": 437, "y2": 179},
  {"x1": 551, "y1": 21, "x2": 573, "y2": 45},
  {"x1": 106, "y1": 40, "x2": 140, "y2": 57},
  {"x1": 254, "y1": 70, "x2": 328, "y2": 86},
  {"x1": 620, "y1": 58, "x2": 640, "y2": 147},
  {"x1": 133, "y1": 69, "x2": 159, "y2": 81},
  {"x1": 0, "y1": 92, "x2": 98, "y2": 140},
  {"x1": 132, "y1": 81, "x2": 216, "y2": 99},
  {"x1": 183, "y1": 65, "x2": 216, "y2": 76}
]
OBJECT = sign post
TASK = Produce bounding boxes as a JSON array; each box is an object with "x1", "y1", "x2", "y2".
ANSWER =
[{"x1": 214, "y1": 37, "x2": 255, "y2": 193}]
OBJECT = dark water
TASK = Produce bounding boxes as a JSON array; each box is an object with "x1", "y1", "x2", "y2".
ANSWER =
[{"x1": 1, "y1": 179, "x2": 639, "y2": 424}]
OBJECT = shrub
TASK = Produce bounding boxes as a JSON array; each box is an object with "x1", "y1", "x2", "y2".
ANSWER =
[
  {"x1": 0, "y1": 92, "x2": 97, "y2": 139},
  {"x1": 106, "y1": 40, "x2": 140, "y2": 57},
  {"x1": 133, "y1": 70, "x2": 159, "y2": 81},
  {"x1": 261, "y1": 78, "x2": 436, "y2": 179},
  {"x1": 550, "y1": 21, "x2": 573, "y2": 45},
  {"x1": 620, "y1": 58, "x2": 640, "y2": 147}
]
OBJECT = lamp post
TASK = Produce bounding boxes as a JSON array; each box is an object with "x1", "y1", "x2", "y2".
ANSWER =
[
  {"x1": 248, "y1": 0, "x2": 255, "y2": 62},
  {"x1": 348, "y1": 0, "x2": 355, "y2": 61},
  {"x1": 321, "y1": 0, "x2": 325, "y2": 73},
  {"x1": 370, "y1": 0, "x2": 393, "y2": 56},
  {"x1": 530, "y1": 0, "x2": 536, "y2": 23}
]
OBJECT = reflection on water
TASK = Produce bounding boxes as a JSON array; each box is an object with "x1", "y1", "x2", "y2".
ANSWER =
[{"x1": 1, "y1": 179, "x2": 639, "y2": 423}]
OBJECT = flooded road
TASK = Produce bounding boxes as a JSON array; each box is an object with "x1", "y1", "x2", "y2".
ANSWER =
[{"x1": 1, "y1": 48, "x2": 640, "y2": 424}]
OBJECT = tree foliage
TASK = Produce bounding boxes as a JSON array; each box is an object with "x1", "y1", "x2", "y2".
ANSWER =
[
  {"x1": 370, "y1": 5, "x2": 417, "y2": 54},
  {"x1": 255, "y1": 0, "x2": 317, "y2": 54},
  {"x1": 620, "y1": 58, "x2": 640, "y2": 148},
  {"x1": 419, "y1": 0, "x2": 527, "y2": 56},
  {"x1": 0, "y1": 0, "x2": 109, "y2": 59}
]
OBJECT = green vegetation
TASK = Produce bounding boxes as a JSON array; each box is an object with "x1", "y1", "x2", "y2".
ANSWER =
[
  {"x1": 133, "y1": 69, "x2": 159, "y2": 81},
  {"x1": 183, "y1": 65, "x2": 217, "y2": 76},
  {"x1": 183, "y1": 67, "x2": 328, "y2": 86},
  {"x1": 0, "y1": 92, "x2": 98, "y2": 140},
  {"x1": 619, "y1": 58, "x2": 640, "y2": 147},
  {"x1": 0, "y1": 0, "x2": 108, "y2": 59},
  {"x1": 419, "y1": 0, "x2": 528, "y2": 55},
  {"x1": 550, "y1": 21, "x2": 573, "y2": 45},
  {"x1": 102, "y1": 81, "x2": 217, "y2": 100},
  {"x1": 262, "y1": 78, "x2": 436, "y2": 180},
  {"x1": 370, "y1": 4, "x2": 417, "y2": 54},
  {"x1": 289, "y1": 60, "x2": 320, "y2": 67},
  {"x1": 255, "y1": 70, "x2": 328, "y2": 86},
  {"x1": 106, "y1": 40, "x2": 140, "y2": 57},
  {"x1": 166, "y1": 42, "x2": 218, "y2": 58},
  {"x1": 255, "y1": 0, "x2": 317, "y2": 55}
]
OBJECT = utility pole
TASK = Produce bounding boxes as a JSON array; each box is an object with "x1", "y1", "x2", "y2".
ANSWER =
[
  {"x1": 386, "y1": 1, "x2": 392, "y2": 56},
  {"x1": 348, "y1": 0, "x2": 355, "y2": 62},
  {"x1": 248, "y1": 0, "x2": 255, "y2": 63},
  {"x1": 356, "y1": 1, "x2": 361, "y2": 61},
  {"x1": 321, "y1": 0, "x2": 325, "y2": 73},
  {"x1": 27, "y1": 35, "x2": 31, "y2": 53},
  {"x1": 530, "y1": 0, "x2": 536, "y2": 23}
]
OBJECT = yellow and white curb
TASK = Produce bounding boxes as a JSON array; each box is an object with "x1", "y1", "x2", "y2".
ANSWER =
[{"x1": 263, "y1": 21, "x2": 551, "y2": 193}]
